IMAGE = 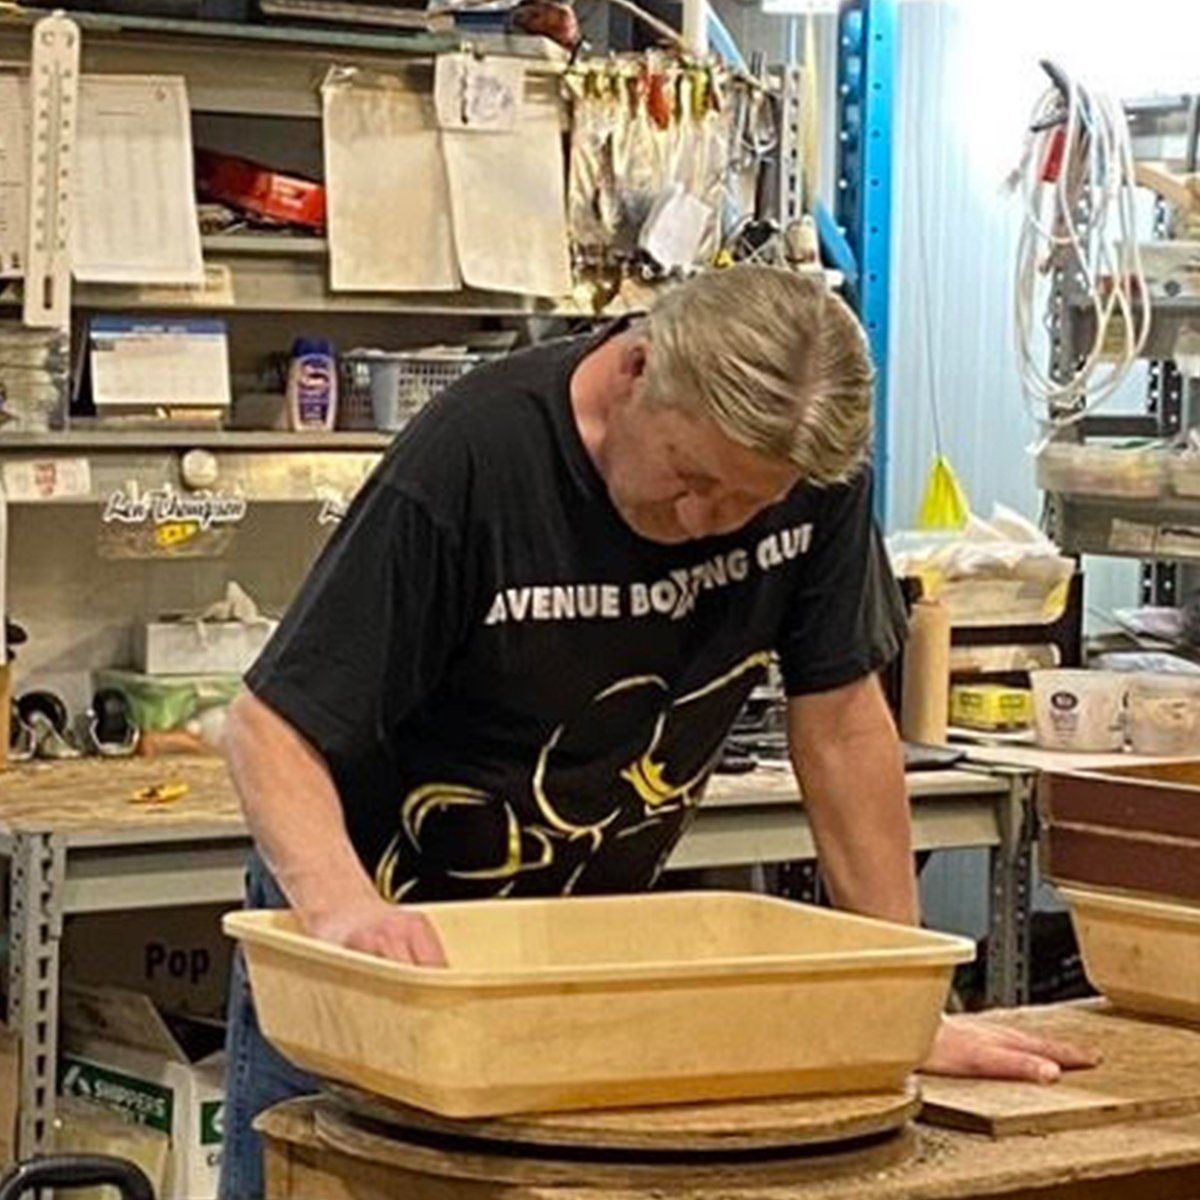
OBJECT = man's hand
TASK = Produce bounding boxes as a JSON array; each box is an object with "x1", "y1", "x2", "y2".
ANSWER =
[
  {"x1": 922, "y1": 1014, "x2": 1099, "y2": 1083},
  {"x1": 305, "y1": 897, "x2": 448, "y2": 966}
]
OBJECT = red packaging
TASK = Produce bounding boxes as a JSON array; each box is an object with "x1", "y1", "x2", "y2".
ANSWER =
[
  {"x1": 195, "y1": 149, "x2": 327, "y2": 232},
  {"x1": 1038, "y1": 126, "x2": 1067, "y2": 184}
]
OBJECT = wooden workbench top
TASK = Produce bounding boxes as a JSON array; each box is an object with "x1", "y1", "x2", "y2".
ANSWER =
[
  {"x1": 260, "y1": 1097, "x2": 1200, "y2": 1199},
  {"x1": 960, "y1": 742, "x2": 1184, "y2": 775},
  {"x1": 0, "y1": 757, "x2": 1003, "y2": 837},
  {"x1": 0, "y1": 756, "x2": 243, "y2": 835},
  {"x1": 257, "y1": 1002, "x2": 1200, "y2": 1199}
]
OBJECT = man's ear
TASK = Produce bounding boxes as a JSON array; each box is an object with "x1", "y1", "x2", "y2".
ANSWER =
[{"x1": 619, "y1": 337, "x2": 650, "y2": 382}]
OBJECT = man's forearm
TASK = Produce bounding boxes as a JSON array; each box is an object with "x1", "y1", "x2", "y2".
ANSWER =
[
  {"x1": 788, "y1": 678, "x2": 919, "y2": 925},
  {"x1": 224, "y1": 692, "x2": 380, "y2": 923}
]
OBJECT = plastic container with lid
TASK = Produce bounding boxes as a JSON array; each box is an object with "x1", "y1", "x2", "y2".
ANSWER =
[
  {"x1": 1030, "y1": 669, "x2": 1127, "y2": 752},
  {"x1": 1126, "y1": 672, "x2": 1200, "y2": 756}
]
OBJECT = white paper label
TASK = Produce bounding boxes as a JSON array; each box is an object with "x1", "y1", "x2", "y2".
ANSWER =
[
  {"x1": 434, "y1": 54, "x2": 525, "y2": 133},
  {"x1": 2, "y1": 458, "x2": 92, "y2": 501},
  {"x1": 1108, "y1": 519, "x2": 1156, "y2": 555}
]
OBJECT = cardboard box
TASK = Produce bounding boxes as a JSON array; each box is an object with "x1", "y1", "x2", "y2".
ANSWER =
[
  {"x1": 60, "y1": 984, "x2": 225, "y2": 1200},
  {"x1": 54, "y1": 1095, "x2": 170, "y2": 1200},
  {"x1": 0, "y1": 1025, "x2": 18, "y2": 1169},
  {"x1": 62, "y1": 904, "x2": 236, "y2": 1021},
  {"x1": 134, "y1": 620, "x2": 278, "y2": 676}
]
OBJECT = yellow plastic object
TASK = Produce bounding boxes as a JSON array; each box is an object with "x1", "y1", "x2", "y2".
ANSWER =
[
  {"x1": 129, "y1": 780, "x2": 189, "y2": 805},
  {"x1": 1059, "y1": 886, "x2": 1200, "y2": 1024},
  {"x1": 949, "y1": 684, "x2": 1033, "y2": 732},
  {"x1": 225, "y1": 894, "x2": 974, "y2": 1118},
  {"x1": 917, "y1": 455, "x2": 970, "y2": 531}
]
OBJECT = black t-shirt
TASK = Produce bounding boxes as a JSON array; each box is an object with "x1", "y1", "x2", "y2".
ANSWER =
[{"x1": 247, "y1": 329, "x2": 907, "y2": 902}]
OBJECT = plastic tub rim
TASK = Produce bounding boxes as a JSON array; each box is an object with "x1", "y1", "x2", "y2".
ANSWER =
[{"x1": 224, "y1": 894, "x2": 976, "y2": 991}]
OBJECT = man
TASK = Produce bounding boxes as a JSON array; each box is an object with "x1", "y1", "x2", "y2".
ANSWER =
[{"x1": 220, "y1": 266, "x2": 1092, "y2": 1199}]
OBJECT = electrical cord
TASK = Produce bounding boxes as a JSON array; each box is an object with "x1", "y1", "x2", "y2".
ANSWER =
[{"x1": 1012, "y1": 65, "x2": 1152, "y2": 431}]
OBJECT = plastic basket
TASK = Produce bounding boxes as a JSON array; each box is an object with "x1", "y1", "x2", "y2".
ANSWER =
[{"x1": 339, "y1": 350, "x2": 490, "y2": 432}]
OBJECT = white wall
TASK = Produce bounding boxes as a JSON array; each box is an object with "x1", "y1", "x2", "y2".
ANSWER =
[{"x1": 887, "y1": 0, "x2": 1200, "y2": 532}]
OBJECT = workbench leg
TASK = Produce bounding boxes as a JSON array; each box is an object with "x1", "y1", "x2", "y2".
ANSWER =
[
  {"x1": 8, "y1": 832, "x2": 66, "y2": 1160},
  {"x1": 772, "y1": 861, "x2": 823, "y2": 905},
  {"x1": 985, "y1": 774, "x2": 1034, "y2": 1009}
]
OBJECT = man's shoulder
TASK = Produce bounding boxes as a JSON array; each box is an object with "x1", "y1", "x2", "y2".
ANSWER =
[{"x1": 371, "y1": 339, "x2": 578, "y2": 518}]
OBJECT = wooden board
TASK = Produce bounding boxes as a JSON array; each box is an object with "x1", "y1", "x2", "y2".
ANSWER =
[
  {"x1": 0, "y1": 756, "x2": 243, "y2": 834},
  {"x1": 1042, "y1": 767, "x2": 1200, "y2": 840},
  {"x1": 326, "y1": 1081, "x2": 920, "y2": 1154},
  {"x1": 311, "y1": 1100, "x2": 916, "y2": 1190},
  {"x1": 921, "y1": 1002, "x2": 1200, "y2": 1137},
  {"x1": 1045, "y1": 822, "x2": 1200, "y2": 902}
]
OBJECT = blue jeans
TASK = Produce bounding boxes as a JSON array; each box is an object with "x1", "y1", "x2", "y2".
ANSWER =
[{"x1": 219, "y1": 855, "x2": 319, "y2": 1200}]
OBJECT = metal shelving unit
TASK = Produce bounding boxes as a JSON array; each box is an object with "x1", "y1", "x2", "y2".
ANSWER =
[
  {"x1": 0, "y1": 18, "x2": 597, "y2": 1161},
  {"x1": 1044, "y1": 95, "x2": 1200, "y2": 601},
  {"x1": 835, "y1": 0, "x2": 896, "y2": 519}
]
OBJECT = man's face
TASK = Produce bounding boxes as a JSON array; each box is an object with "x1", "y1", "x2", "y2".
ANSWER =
[{"x1": 601, "y1": 378, "x2": 802, "y2": 545}]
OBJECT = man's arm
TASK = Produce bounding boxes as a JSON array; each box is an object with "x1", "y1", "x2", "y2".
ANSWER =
[
  {"x1": 787, "y1": 674, "x2": 1096, "y2": 1081},
  {"x1": 224, "y1": 692, "x2": 445, "y2": 965},
  {"x1": 787, "y1": 673, "x2": 916, "y2": 923}
]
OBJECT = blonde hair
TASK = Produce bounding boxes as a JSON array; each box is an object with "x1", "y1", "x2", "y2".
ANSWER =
[{"x1": 641, "y1": 265, "x2": 876, "y2": 486}]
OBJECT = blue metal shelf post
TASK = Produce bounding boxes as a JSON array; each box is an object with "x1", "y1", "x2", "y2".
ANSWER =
[{"x1": 835, "y1": 0, "x2": 896, "y2": 521}]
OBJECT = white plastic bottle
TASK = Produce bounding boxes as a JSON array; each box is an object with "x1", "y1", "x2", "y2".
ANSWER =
[{"x1": 287, "y1": 338, "x2": 338, "y2": 431}]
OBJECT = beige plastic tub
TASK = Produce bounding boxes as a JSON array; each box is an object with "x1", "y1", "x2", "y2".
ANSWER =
[
  {"x1": 1060, "y1": 885, "x2": 1200, "y2": 1024},
  {"x1": 225, "y1": 893, "x2": 973, "y2": 1117}
]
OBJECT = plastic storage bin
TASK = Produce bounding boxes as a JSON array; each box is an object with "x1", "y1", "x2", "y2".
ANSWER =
[
  {"x1": 1036, "y1": 442, "x2": 1167, "y2": 499},
  {"x1": 225, "y1": 893, "x2": 974, "y2": 1118},
  {"x1": 1127, "y1": 673, "x2": 1200, "y2": 756},
  {"x1": 339, "y1": 350, "x2": 488, "y2": 432},
  {"x1": 1059, "y1": 886, "x2": 1200, "y2": 1024}
]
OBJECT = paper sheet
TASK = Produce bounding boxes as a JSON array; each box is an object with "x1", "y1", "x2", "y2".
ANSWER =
[
  {"x1": 90, "y1": 317, "x2": 230, "y2": 409},
  {"x1": 323, "y1": 76, "x2": 460, "y2": 292},
  {"x1": 442, "y1": 100, "x2": 572, "y2": 298},
  {"x1": 73, "y1": 76, "x2": 204, "y2": 285},
  {"x1": 434, "y1": 54, "x2": 524, "y2": 133},
  {"x1": 0, "y1": 76, "x2": 29, "y2": 279}
]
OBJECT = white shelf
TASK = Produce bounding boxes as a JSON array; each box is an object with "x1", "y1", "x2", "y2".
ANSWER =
[
  {"x1": 0, "y1": 434, "x2": 386, "y2": 505},
  {"x1": 201, "y1": 234, "x2": 329, "y2": 257},
  {"x1": 1055, "y1": 492, "x2": 1200, "y2": 563},
  {"x1": 0, "y1": 13, "x2": 565, "y2": 119},
  {"x1": 2, "y1": 260, "x2": 592, "y2": 318},
  {"x1": 0, "y1": 429, "x2": 393, "y2": 452}
]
